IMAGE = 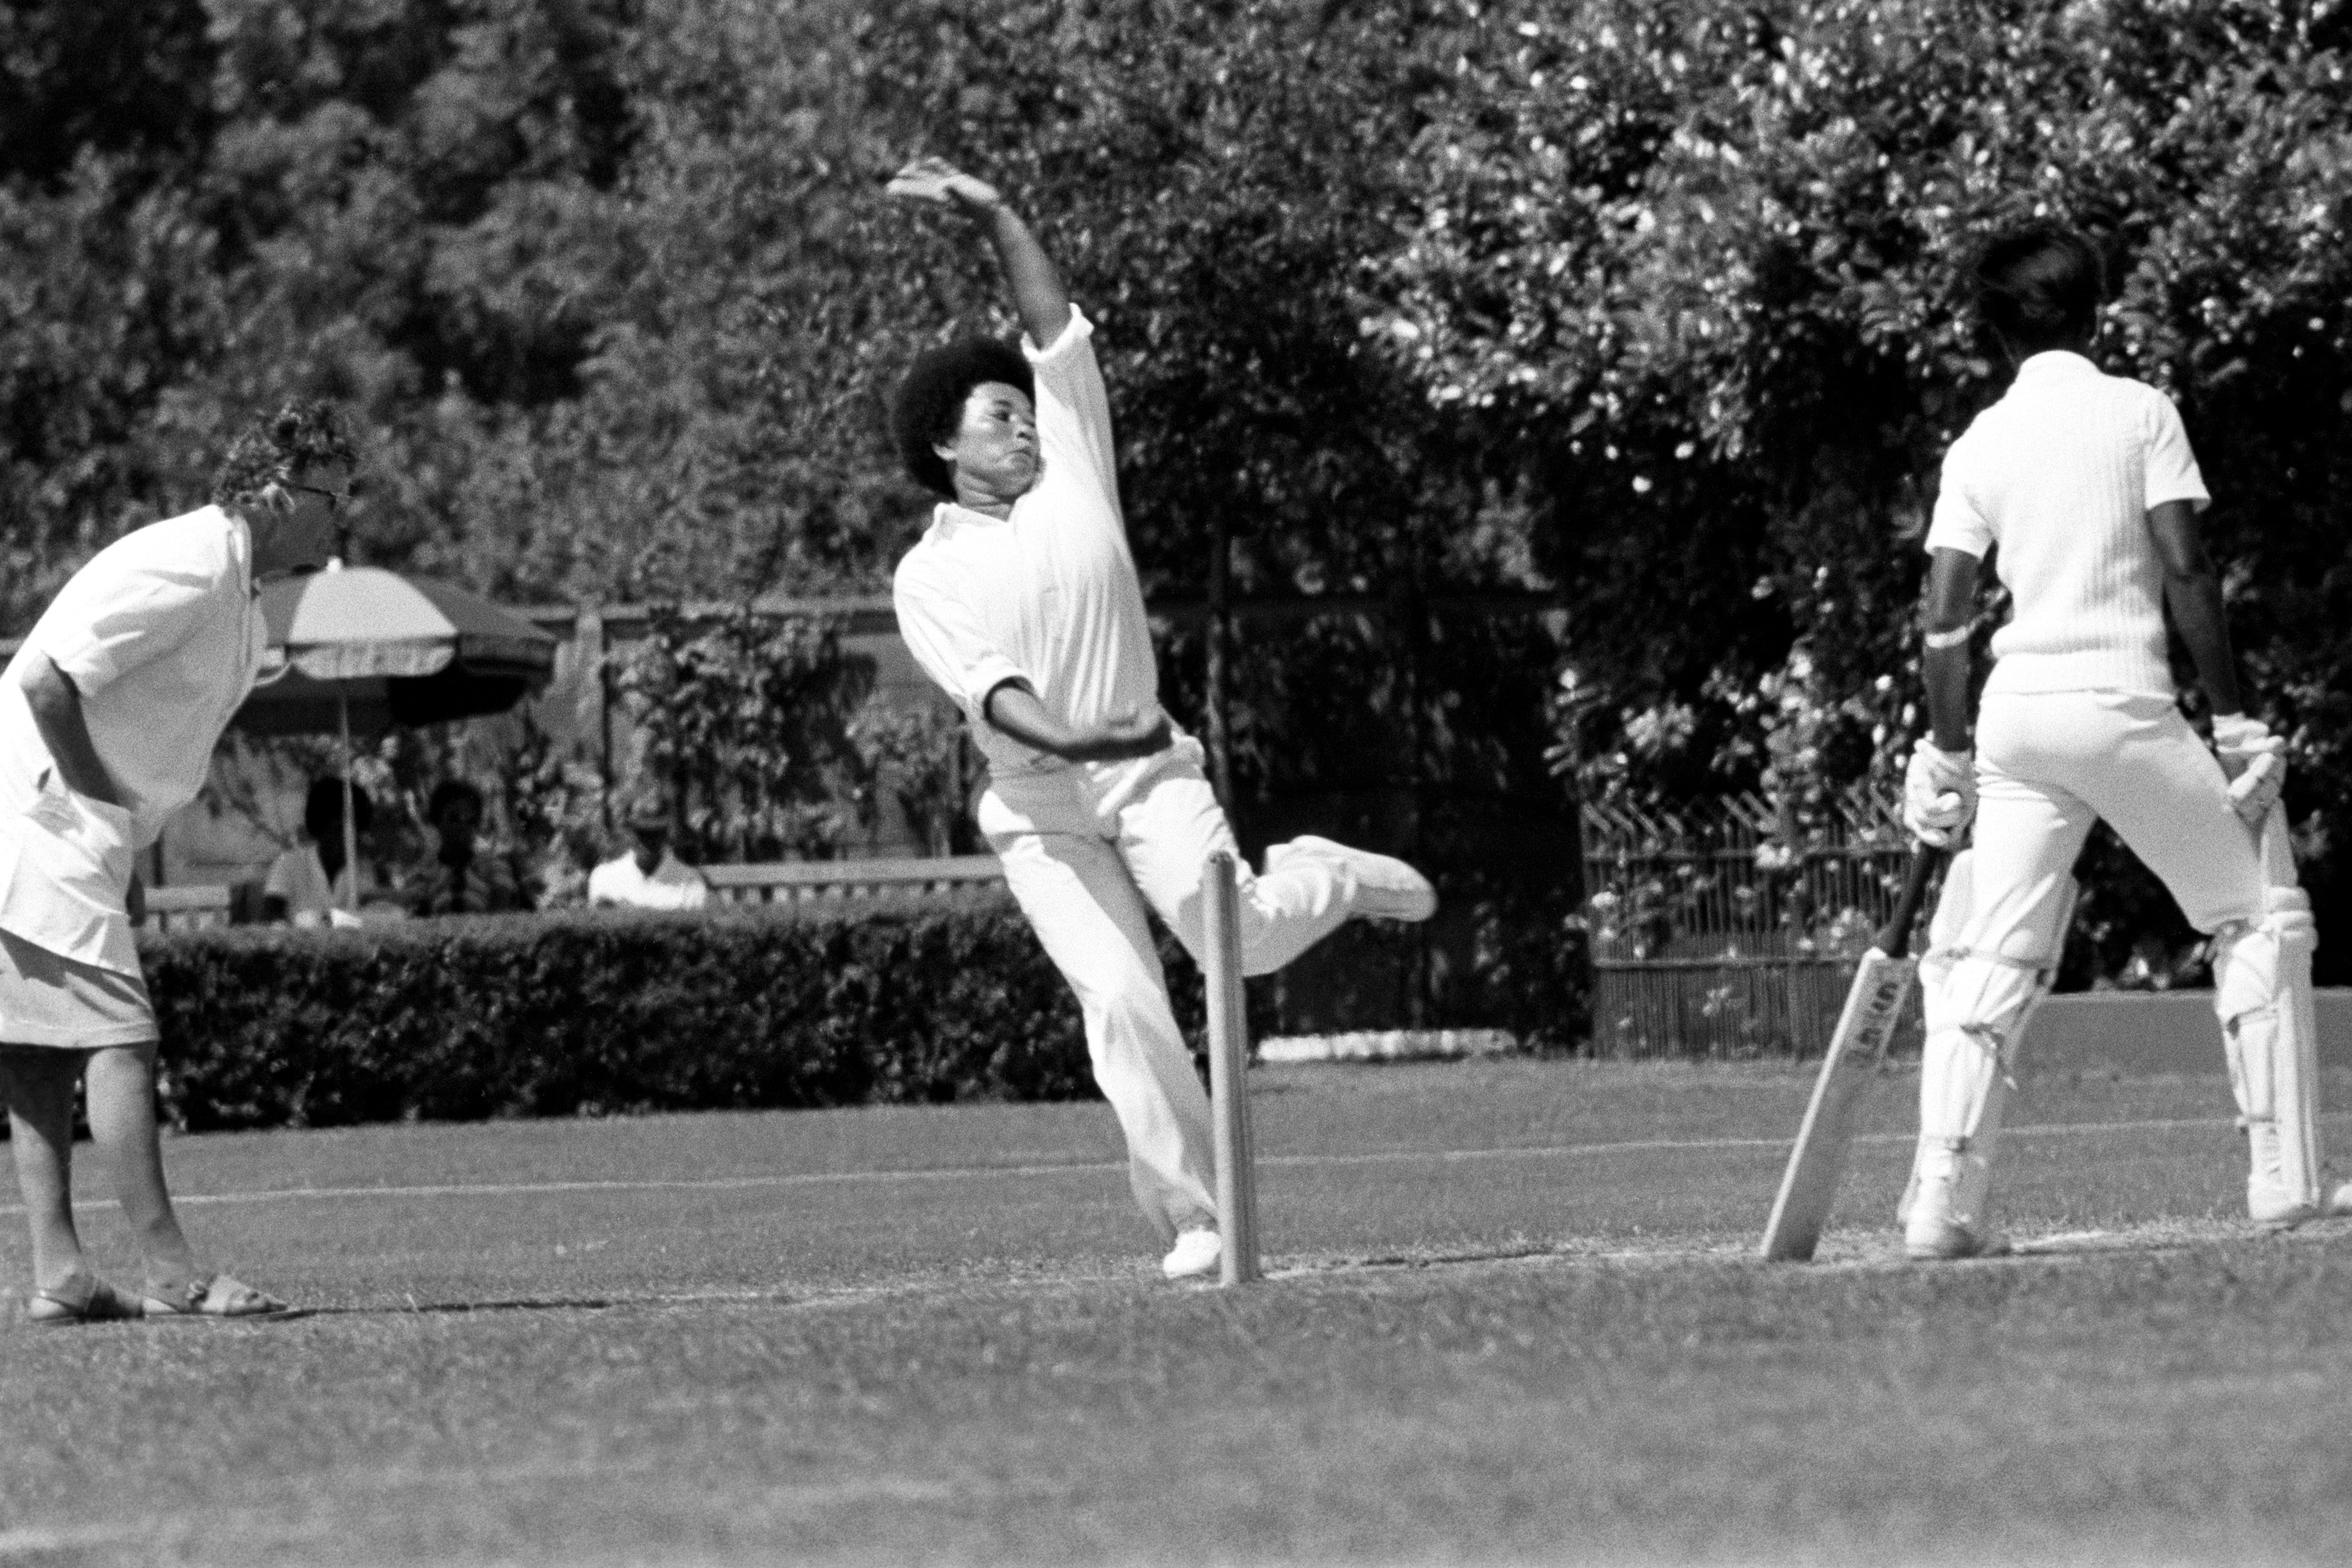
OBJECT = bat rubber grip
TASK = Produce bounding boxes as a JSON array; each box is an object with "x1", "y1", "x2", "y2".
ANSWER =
[{"x1": 1874, "y1": 846, "x2": 1945, "y2": 960}]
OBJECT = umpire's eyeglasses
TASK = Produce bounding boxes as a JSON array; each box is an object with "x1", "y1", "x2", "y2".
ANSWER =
[{"x1": 288, "y1": 479, "x2": 363, "y2": 512}]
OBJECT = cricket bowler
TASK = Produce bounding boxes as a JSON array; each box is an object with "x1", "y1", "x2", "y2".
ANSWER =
[
  {"x1": 1901, "y1": 220, "x2": 2350, "y2": 1259},
  {"x1": 883, "y1": 158, "x2": 1437, "y2": 1280}
]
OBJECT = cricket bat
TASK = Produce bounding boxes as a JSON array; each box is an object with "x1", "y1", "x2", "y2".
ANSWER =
[{"x1": 1758, "y1": 846, "x2": 1945, "y2": 1262}]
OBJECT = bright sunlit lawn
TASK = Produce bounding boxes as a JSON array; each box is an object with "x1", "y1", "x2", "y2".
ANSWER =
[{"x1": 5, "y1": 1058, "x2": 2350, "y2": 1567}]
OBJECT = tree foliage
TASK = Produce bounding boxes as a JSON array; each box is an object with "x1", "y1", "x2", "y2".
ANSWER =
[
  {"x1": 6, "y1": 0, "x2": 2351, "y2": 981},
  {"x1": 1362, "y1": 0, "x2": 2352, "y2": 977},
  {"x1": 611, "y1": 606, "x2": 875, "y2": 862}
]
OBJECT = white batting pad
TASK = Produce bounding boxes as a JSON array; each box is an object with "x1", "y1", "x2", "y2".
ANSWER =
[
  {"x1": 1908, "y1": 858, "x2": 2079, "y2": 1238},
  {"x1": 2215, "y1": 886, "x2": 2323, "y2": 1217}
]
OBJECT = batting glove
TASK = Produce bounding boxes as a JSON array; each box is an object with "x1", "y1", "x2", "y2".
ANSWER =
[
  {"x1": 2214, "y1": 713, "x2": 2287, "y2": 824},
  {"x1": 1902, "y1": 739, "x2": 1976, "y2": 849}
]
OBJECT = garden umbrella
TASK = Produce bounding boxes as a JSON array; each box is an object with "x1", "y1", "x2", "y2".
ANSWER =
[{"x1": 233, "y1": 562, "x2": 560, "y2": 911}]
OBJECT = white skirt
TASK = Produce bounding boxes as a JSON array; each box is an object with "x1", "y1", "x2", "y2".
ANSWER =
[{"x1": 0, "y1": 927, "x2": 156, "y2": 1049}]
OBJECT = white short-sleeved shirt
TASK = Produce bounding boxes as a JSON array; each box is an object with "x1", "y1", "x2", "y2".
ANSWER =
[
  {"x1": 892, "y1": 308, "x2": 1162, "y2": 781},
  {"x1": 0, "y1": 508, "x2": 265, "y2": 970},
  {"x1": 587, "y1": 851, "x2": 710, "y2": 911},
  {"x1": 264, "y1": 843, "x2": 363, "y2": 923},
  {"x1": 1926, "y1": 352, "x2": 2210, "y2": 697}
]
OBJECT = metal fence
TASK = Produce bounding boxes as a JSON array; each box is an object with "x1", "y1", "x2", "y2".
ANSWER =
[{"x1": 1580, "y1": 787, "x2": 1917, "y2": 1058}]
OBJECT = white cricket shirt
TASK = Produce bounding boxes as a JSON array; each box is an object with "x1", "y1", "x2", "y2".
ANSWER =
[
  {"x1": 264, "y1": 842, "x2": 365, "y2": 922},
  {"x1": 892, "y1": 307, "x2": 1161, "y2": 780},
  {"x1": 587, "y1": 850, "x2": 710, "y2": 911},
  {"x1": 0, "y1": 506, "x2": 265, "y2": 970},
  {"x1": 1926, "y1": 351, "x2": 2210, "y2": 697}
]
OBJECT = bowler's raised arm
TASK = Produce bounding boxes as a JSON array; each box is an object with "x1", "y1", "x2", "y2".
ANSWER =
[{"x1": 885, "y1": 157, "x2": 1072, "y2": 347}]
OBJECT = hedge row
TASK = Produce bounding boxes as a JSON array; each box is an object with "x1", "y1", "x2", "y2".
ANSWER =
[
  {"x1": 139, "y1": 881, "x2": 1590, "y2": 1132},
  {"x1": 143, "y1": 895, "x2": 1100, "y2": 1132}
]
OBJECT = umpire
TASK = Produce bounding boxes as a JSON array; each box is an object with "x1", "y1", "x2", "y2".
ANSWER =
[{"x1": 0, "y1": 402, "x2": 353, "y2": 1323}]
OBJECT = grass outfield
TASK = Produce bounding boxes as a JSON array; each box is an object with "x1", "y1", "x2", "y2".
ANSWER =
[{"x1": 4, "y1": 1058, "x2": 2351, "y2": 1567}]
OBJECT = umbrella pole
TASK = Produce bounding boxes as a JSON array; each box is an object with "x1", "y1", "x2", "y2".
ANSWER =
[{"x1": 339, "y1": 695, "x2": 360, "y2": 917}]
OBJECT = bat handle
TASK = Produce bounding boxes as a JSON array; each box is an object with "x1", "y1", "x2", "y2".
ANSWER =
[
  {"x1": 1873, "y1": 845, "x2": 1945, "y2": 960},
  {"x1": 2257, "y1": 800, "x2": 2298, "y2": 889}
]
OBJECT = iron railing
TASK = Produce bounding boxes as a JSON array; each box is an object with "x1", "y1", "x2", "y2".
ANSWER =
[{"x1": 1580, "y1": 787, "x2": 1919, "y2": 1058}]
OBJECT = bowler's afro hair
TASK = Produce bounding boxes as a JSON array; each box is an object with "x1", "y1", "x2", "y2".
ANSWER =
[
  {"x1": 1970, "y1": 221, "x2": 2105, "y2": 353},
  {"x1": 891, "y1": 337, "x2": 1035, "y2": 499},
  {"x1": 211, "y1": 401, "x2": 358, "y2": 511}
]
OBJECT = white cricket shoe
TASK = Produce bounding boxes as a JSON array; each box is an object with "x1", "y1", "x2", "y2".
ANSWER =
[
  {"x1": 1268, "y1": 835, "x2": 1437, "y2": 923},
  {"x1": 1161, "y1": 1228, "x2": 1222, "y2": 1281},
  {"x1": 2245, "y1": 1125, "x2": 2327, "y2": 1229},
  {"x1": 2247, "y1": 1184, "x2": 2319, "y2": 1230},
  {"x1": 1904, "y1": 1215, "x2": 2011, "y2": 1261},
  {"x1": 2268, "y1": 1168, "x2": 2352, "y2": 1226},
  {"x1": 2327, "y1": 1179, "x2": 2352, "y2": 1220},
  {"x1": 1902, "y1": 1160, "x2": 2007, "y2": 1261}
]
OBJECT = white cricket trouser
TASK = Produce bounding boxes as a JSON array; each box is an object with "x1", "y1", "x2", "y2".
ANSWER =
[
  {"x1": 1965, "y1": 690, "x2": 2264, "y2": 957},
  {"x1": 980, "y1": 735, "x2": 1353, "y2": 1243},
  {"x1": 1912, "y1": 690, "x2": 2277, "y2": 1232}
]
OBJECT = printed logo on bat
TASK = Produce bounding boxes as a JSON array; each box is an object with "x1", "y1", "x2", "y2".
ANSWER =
[
  {"x1": 1852, "y1": 967, "x2": 1912, "y2": 1043},
  {"x1": 1829, "y1": 959, "x2": 1914, "y2": 1068}
]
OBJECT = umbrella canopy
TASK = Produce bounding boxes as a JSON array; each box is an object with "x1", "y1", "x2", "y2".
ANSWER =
[{"x1": 235, "y1": 564, "x2": 559, "y2": 737}]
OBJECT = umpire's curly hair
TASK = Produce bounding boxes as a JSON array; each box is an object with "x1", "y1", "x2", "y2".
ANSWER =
[
  {"x1": 1970, "y1": 221, "x2": 2105, "y2": 354},
  {"x1": 210, "y1": 401, "x2": 358, "y2": 512},
  {"x1": 891, "y1": 337, "x2": 1034, "y2": 499}
]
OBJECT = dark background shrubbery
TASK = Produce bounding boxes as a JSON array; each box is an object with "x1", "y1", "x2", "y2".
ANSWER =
[
  {"x1": 142, "y1": 899, "x2": 1096, "y2": 1130},
  {"x1": 138, "y1": 885, "x2": 1588, "y2": 1132}
]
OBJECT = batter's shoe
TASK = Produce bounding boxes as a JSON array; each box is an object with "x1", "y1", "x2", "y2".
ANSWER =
[
  {"x1": 1161, "y1": 1228, "x2": 1221, "y2": 1281},
  {"x1": 2245, "y1": 1125, "x2": 2324, "y2": 1229},
  {"x1": 1267, "y1": 835, "x2": 1437, "y2": 923},
  {"x1": 2246, "y1": 1184, "x2": 2319, "y2": 1230},
  {"x1": 2270, "y1": 1167, "x2": 2352, "y2": 1226},
  {"x1": 1904, "y1": 1215, "x2": 2011, "y2": 1261},
  {"x1": 1902, "y1": 1158, "x2": 2007, "y2": 1261}
]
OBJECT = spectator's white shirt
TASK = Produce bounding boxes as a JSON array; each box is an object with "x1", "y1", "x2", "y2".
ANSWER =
[
  {"x1": 0, "y1": 508, "x2": 265, "y2": 971},
  {"x1": 1927, "y1": 351, "x2": 2210, "y2": 697},
  {"x1": 588, "y1": 850, "x2": 709, "y2": 911},
  {"x1": 892, "y1": 308, "x2": 1162, "y2": 780},
  {"x1": 265, "y1": 842, "x2": 361, "y2": 923}
]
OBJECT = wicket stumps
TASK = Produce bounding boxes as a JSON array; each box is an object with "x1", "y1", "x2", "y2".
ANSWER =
[{"x1": 1202, "y1": 850, "x2": 1263, "y2": 1285}]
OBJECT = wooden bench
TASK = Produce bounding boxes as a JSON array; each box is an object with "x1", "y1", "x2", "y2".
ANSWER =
[
  {"x1": 701, "y1": 854, "x2": 1006, "y2": 905},
  {"x1": 138, "y1": 884, "x2": 233, "y2": 932}
]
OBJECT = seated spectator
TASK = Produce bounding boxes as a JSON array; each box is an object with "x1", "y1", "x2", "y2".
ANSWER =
[
  {"x1": 263, "y1": 777, "x2": 376, "y2": 927},
  {"x1": 589, "y1": 799, "x2": 709, "y2": 911},
  {"x1": 409, "y1": 779, "x2": 531, "y2": 916}
]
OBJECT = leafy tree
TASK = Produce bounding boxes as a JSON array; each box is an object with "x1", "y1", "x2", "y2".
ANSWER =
[
  {"x1": 9, "y1": 0, "x2": 2349, "y2": 991},
  {"x1": 0, "y1": 1, "x2": 216, "y2": 188},
  {"x1": 0, "y1": 161, "x2": 233, "y2": 628},
  {"x1": 1363, "y1": 0, "x2": 2352, "y2": 975},
  {"x1": 610, "y1": 606, "x2": 875, "y2": 862}
]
